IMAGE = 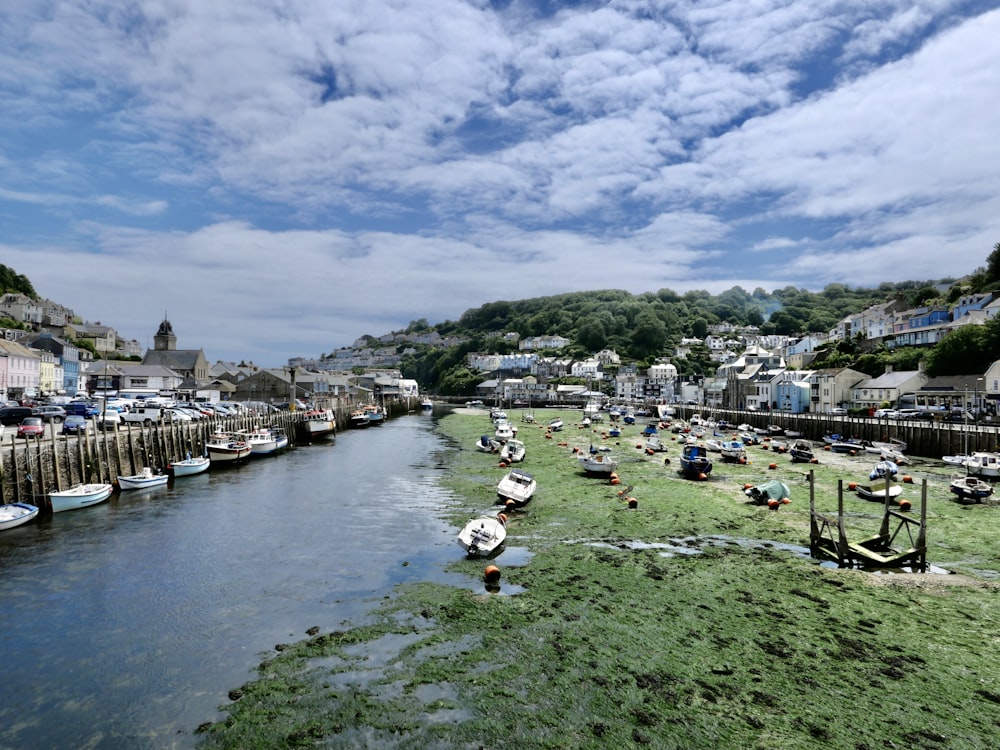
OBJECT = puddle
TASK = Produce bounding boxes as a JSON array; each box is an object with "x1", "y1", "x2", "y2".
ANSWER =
[{"x1": 577, "y1": 534, "x2": 952, "y2": 574}]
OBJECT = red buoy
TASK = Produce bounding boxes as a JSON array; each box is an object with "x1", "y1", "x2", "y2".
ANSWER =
[{"x1": 484, "y1": 565, "x2": 501, "y2": 583}]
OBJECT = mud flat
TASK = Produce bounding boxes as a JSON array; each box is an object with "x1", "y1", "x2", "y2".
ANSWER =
[{"x1": 199, "y1": 410, "x2": 1000, "y2": 749}]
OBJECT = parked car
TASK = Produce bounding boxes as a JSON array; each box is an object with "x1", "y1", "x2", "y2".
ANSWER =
[
  {"x1": 0, "y1": 406, "x2": 34, "y2": 426},
  {"x1": 829, "y1": 407, "x2": 847, "y2": 415},
  {"x1": 16, "y1": 417, "x2": 46, "y2": 438},
  {"x1": 96, "y1": 409, "x2": 122, "y2": 430},
  {"x1": 32, "y1": 405, "x2": 67, "y2": 423},
  {"x1": 64, "y1": 401, "x2": 100, "y2": 417},
  {"x1": 62, "y1": 415, "x2": 90, "y2": 434},
  {"x1": 873, "y1": 408, "x2": 897, "y2": 418}
]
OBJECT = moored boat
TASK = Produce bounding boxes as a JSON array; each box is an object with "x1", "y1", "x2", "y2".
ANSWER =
[
  {"x1": 475, "y1": 434, "x2": 501, "y2": 453},
  {"x1": 457, "y1": 513, "x2": 508, "y2": 557},
  {"x1": 0, "y1": 502, "x2": 39, "y2": 531},
  {"x1": 48, "y1": 483, "x2": 114, "y2": 513},
  {"x1": 206, "y1": 432, "x2": 251, "y2": 463},
  {"x1": 349, "y1": 409, "x2": 370, "y2": 429},
  {"x1": 789, "y1": 439, "x2": 815, "y2": 463},
  {"x1": 500, "y1": 438, "x2": 526, "y2": 464},
  {"x1": 168, "y1": 455, "x2": 210, "y2": 476},
  {"x1": 496, "y1": 468, "x2": 537, "y2": 508},
  {"x1": 720, "y1": 439, "x2": 747, "y2": 463},
  {"x1": 744, "y1": 479, "x2": 791, "y2": 506},
  {"x1": 245, "y1": 427, "x2": 281, "y2": 456},
  {"x1": 303, "y1": 409, "x2": 336, "y2": 439},
  {"x1": 578, "y1": 450, "x2": 619, "y2": 477},
  {"x1": 117, "y1": 466, "x2": 169, "y2": 491},
  {"x1": 679, "y1": 444, "x2": 712, "y2": 479},
  {"x1": 949, "y1": 474, "x2": 994, "y2": 503}
]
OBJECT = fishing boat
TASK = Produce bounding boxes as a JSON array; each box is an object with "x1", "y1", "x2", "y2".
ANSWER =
[
  {"x1": 48, "y1": 483, "x2": 114, "y2": 513},
  {"x1": 245, "y1": 427, "x2": 281, "y2": 456},
  {"x1": 349, "y1": 409, "x2": 370, "y2": 429},
  {"x1": 117, "y1": 466, "x2": 169, "y2": 491},
  {"x1": 496, "y1": 468, "x2": 537, "y2": 507},
  {"x1": 679, "y1": 444, "x2": 712, "y2": 479},
  {"x1": 457, "y1": 513, "x2": 508, "y2": 557},
  {"x1": 645, "y1": 434, "x2": 668, "y2": 453},
  {"x1": 0, "y1": 502, "x2": 39, "y2": 531},
  {"x1": 966, "y1": 452, "x2": 1000, "y2": 478},
  {"x1": 364, "y1": 404, "x2": 386, "y2": 426},
  {"x1": 303, "y1": 409, "x2": 336, "y2": 439},
  {"x1": 206, "y1": 432, "x2": 252, "y2": 463},
  {"x1": 168, "y1": 455, "x2": 210, "y2": 477}
]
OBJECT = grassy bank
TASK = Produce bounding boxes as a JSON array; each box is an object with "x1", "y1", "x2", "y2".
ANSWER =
[{"x1": 199, "y1": 409, "x2": 1000, "y2": 749}]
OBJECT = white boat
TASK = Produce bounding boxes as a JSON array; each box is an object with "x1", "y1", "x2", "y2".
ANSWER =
[
  {"x1": 303, "y1": 409, "x2": 336, "y2": 439},
  {"x1": 548, "y1": 418, "x2": 564, "y2": 432},
  {"x1": 855, "y1": 483, "x2": 903, "y2": 502},
  {"x1": 645, "y1": 435, "x2": 668, "y2": 453},
  {"x1": 168, "y1": 455, "x2": 210, "y2": 476},
  {"x1": 965, "y1": 451, "x2": 1000, "y2": 478},
  {"x1": 494, "y1": 420, "x2": 516, "y2": 442},
  {"x1": 420, "y1": 398, "x2": 433, "y2": 410},
  {"x1": 206, "y1": 432, "x2": 252, "y2": 463},
  {"x1": 349, "y1": 409, "x2": 370, "y2": 429},
  {"x1": 496, "y1": 468, "x2": 537, "y2": 507},
  {"x1": 117, "y1": 466, "x2": 169, "y2": 491},
  {"x1": 48, "y1": 483, "x2": 114, "y2": 513},
  {"x1": 475, "y1": 434, "x2": 501, "y2": 453},
  {"x1": 500, "y1": 439, "x2": 526, "y2": 463},
  {"x1": 578, "y1": 450, "x2": 619, "y2": 476},
  {"x1": 0, "y1": 502, "x2": 39, "y2": 531},
  {"x1": 789, "y1": 439, "x2": 814, "y2": 463},
  {"x1": 457, "y1": 513, "x2": 508, "y2": 557},
  {"x1": 942, "y1": 454, "x2": 970, "y2": 467},
  {"x1": 245, "y1": 427, "x2": 280, "y2": 456},
  {"x1": 950, "y1": 474, "x2": 994, "y2": 503},
  {"x1": 720, "y1": 439, "x2": 747, "y2": 463}
]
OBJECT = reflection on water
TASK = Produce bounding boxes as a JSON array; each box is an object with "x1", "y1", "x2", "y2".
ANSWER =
[{"x1": 0, "y1": 414, "x2": 471, "y2": 749}]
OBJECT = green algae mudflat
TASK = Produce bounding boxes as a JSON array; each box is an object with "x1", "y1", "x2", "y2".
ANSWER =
[{"x1": 199, "y1": 409, "x2": 1000, "y2": 749}]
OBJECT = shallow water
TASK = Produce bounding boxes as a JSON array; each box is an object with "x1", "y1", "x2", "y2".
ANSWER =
[{"x1": 0, "y1": 412, "x2": 475, "y2": 749}]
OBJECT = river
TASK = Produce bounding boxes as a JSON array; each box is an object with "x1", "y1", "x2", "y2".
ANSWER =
[{"x1": 0, "y1": 411, "x2": 466, "y2": 749}]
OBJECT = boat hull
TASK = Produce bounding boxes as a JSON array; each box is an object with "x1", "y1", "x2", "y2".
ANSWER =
[
  {"x1": 0, "y1": 502, "x2": 39, "y2": 531},
  {"x1": 117, "y1": 472, "x2": 169, "y2": 491},
  {"x1": 457, "y1": 515, "x2": 507, "y2": 557},
  {"x1": 169, "y1": 457, "x2": 210, "y2": 476},
  {"x1": 49, "y1": 483, "x2": 114, "y2": 513}
]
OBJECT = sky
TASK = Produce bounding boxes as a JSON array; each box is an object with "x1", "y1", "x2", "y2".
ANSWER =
[{"x1": 2, "y1": 1, "x2": 999, "y2": 367}]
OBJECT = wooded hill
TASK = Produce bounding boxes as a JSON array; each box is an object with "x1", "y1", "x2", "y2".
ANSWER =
[{"x1": 392, "y1": 244, "x2": 1000, "y2": 395}]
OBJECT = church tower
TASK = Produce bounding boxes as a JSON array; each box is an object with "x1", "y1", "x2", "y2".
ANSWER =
[{"x1": 154, "y1": 314, "x2": 177, "y2": 351}]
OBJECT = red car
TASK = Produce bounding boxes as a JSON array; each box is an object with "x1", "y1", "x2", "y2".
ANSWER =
[{"x1": 16, "y1": 417, "x2": 46, "y2": 438}]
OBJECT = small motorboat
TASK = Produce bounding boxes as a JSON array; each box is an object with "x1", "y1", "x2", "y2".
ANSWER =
[
  {"x1": 457, "y1": 513, "x2": 508, "y2": 557},
  {"x1": 168, "y1": 455, "x2": 211, "y2": 477},
  {"x1": 578, "y1": 449, "x2": 619, "y2": 477},
  {"x1": 720, "y1": 439, "x2": 747, "y2": 463},
  {"x1": 949, "y1": 474, "x2": 994, "y2": 504},
  {"x1": 855, "y1": 483, "x2": 903, "y2": 502},
  {"x1": 48, "y1": 483, "x2": 114, "y2": 513},
  {"x1": 0, "y1": 502, "x2": 39, "y2": 531},
  {"x1": 548, "y1": 418, "x2": 564, "y2": 432},
  {"x1": 500, "y1": 439, "x2": 526, "y2": 464},
  {"x1": 496, "y1": 468, "x2": 537, "y2": 508},
  {"x1": 789, "y1": 439, "x2": 815, "y2": 463},
  {"x1": 869, "y1": 460, "x2": 898, "y2": 482},
  {"x1": 117, "y1": 466, "x2": 169, "y2": 491},
  {"x1": 475, "y1": 434, "x2": 501, "y2": 453}
]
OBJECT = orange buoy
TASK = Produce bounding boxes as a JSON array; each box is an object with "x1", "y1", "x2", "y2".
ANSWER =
[
  {"x1": 768, "y1": 463, "x2": 777, "y2": 470},
  {"x1": 610, "y1": 472, "x2": 619, "y2": 480},
  {"x1": 645, "y1": 448, "x2": 654, "y2": 455},
  {"x1": 824, "y1": 445, "x2": 831, "y2": 451},
  {"x1": 898, "y1": 499, "x2": 912, "y2": 511},
  {"x1": 484, "y1": 565, "x2": 501, "y2": 583},
  {"x1": 781, "y1": 497, "x2": 790, "y2": 504},
  {"x1": 545, "y1": 433, "x2": 552, "y2": 439},
  {"x1": 627, "y1": 497, "x2": 638, "y2": 509},
  {"x1": 739, "y1": 457, "x2": 747, "y2": 465},
  {"x1": 698, "y1": 472, "x2": 707, "y2": 480},
  {"x1": 767, "y1": 498, "x2": 779, "y2": 509},
  {"x1": 635, "y1": 443, "x2": 642, "y2": 449},
  {"x1": 497, "y1": 513, "x2": 508, "y2": 524},
  {"x1": 610, "y1": 477, "x2": 621, "y2": 485},
  {"x1": 902, "y1": 475, "x2": 913, "y2": 484},
  {"x1": 743, "y1": 483, "x2": 753, "y2": 490},
  {"x1": 848, "y1": 482, "x2": 857, "y2": 490},
  {"x1": 505, "y1": 499, "x2": 516, "y2": 511},
  {"x1": 498, "y1": 461, "x2": 508, "y2": 467},
  {"x1": 810, "y1": 458, "x2": 818, "y2": 463}
]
